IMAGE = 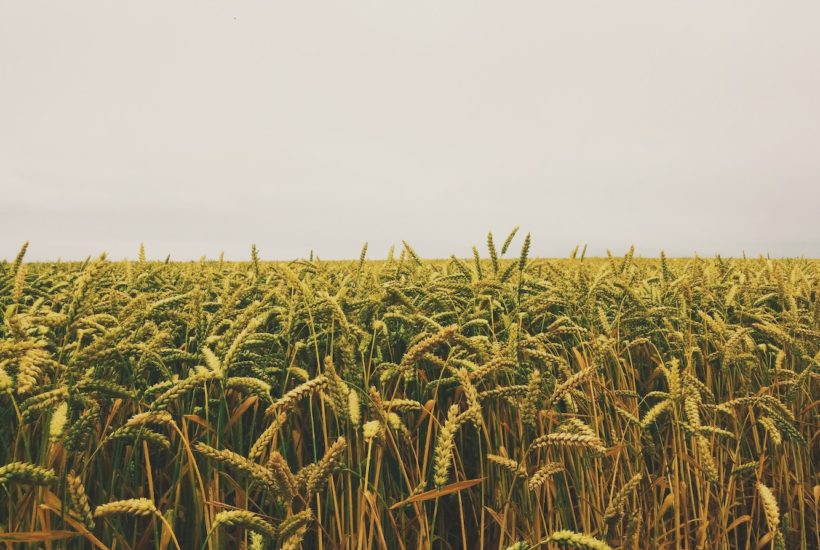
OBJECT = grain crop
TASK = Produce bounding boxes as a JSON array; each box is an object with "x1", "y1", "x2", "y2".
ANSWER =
[{"x1": 0, "y1": 235, "x2": 817, "y2": 548}]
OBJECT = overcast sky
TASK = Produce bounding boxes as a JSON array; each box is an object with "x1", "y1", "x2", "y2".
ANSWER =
[{"x1": 1, "y1": 1, "x2": 818, "y2": 261}]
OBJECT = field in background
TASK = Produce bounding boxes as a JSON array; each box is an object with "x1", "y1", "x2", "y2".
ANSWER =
[{"x1": 1, "y1": 235, "x2": 818, "y2": 549}]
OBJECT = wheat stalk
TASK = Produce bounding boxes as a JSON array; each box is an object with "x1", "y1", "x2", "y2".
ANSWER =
[
  {"x1": 213, "y1": 510, "x2": 277, "y2": 539},
  {"x1": 527, "y1": 462, "x2": 564, "y2": 491},
  {"x1": 66, "y1": 471, "x2": 95, "y2": 528},
  {"x1": 94, "y1": 498, "x2": 158, "y2": 518},
  {"x1": 545, "y1": 529, "x2": 613, "y2": 549},
  {"x1": 757, "y1": 483, "x2": 780, "y2": 538},
  {"x1": 433, "y1": 405, "x2": 462, "y2": 487},
  {"x1": 0, "y1": 462, "x2": 56, "y2": 485}
]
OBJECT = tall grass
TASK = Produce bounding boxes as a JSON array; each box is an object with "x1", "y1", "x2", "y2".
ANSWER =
[{"x1": 0, "y1": 236, "x2": 817, "y2": 549}]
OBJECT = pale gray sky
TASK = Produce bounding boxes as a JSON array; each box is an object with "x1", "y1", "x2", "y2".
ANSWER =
[{"x1": 1, "y1": 1, "x2": 819, "y2": 261}]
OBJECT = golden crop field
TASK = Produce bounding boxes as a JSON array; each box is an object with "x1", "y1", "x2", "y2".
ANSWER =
[{"x1": 0, "y1": 235, "x2": 817, "y2": 549}]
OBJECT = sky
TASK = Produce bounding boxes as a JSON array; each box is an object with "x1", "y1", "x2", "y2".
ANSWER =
[{"x1": 1, "y1": 1, "x2": 819, "y2": 261}]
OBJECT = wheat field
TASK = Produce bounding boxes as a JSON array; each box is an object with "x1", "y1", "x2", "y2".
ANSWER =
[{"x1": 0, "y1": 234, "x2": 817, "y2": 549}]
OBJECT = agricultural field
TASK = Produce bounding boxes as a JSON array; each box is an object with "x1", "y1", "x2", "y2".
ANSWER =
[{"x1": 0, "y1": 235, "x2": 817, "y2": 549}]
